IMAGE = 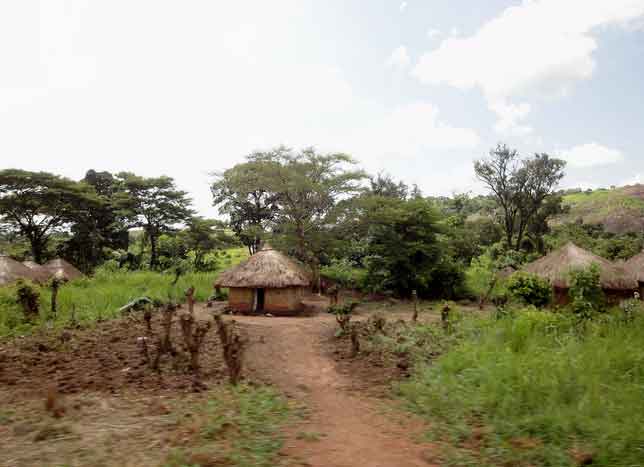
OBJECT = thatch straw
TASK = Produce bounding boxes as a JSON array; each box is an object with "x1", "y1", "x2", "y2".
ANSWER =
[
  {"x1": 522, "y1": 242, "x2": 637, "y2": 290},
  {"x1": 624, "y1": 250, "x2": 644, "y2": 283},
  {"x1": 43, "y1": 258, "x2": 83, "y2": 281},
  {"x1": 214, "y1": 247, "x2": 310, "y2": 288},
  {"x1": 0, "y1": 254, "x2": 40, "y2": 286},
  {"x1": 22, "y1": 260, "x2": 52, "y2": 283}
]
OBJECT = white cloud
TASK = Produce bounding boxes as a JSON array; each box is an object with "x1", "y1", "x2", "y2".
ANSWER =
[
  {"x1": 558, "y1": 143, "x2": 624, "y2": 168},
  {"x1": 348, "y1": 102, "x2": 480, "y2": 160},
  {"x1": 385, "y1": 46, "x2": 411, "y2": 70},
  {"x1": 427, "y1": 28, "x2": 441, "y2": 39},
  {"x1": 400, "y1": 2, "x2": 408, "y2": 12},
  {"x1": 412, "y1": 0, "x2": 644, "y2": 133}
]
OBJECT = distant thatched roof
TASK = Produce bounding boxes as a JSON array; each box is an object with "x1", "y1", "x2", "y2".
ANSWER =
[
  {"x1": 624, "y1": 251, "x2": 644, "y2": 282},
  {"x1": 23, "y1": 260, "x2": 52, "y2": 283},
  {"x1": 0, "y1": 254, "x2": 40, "y2": 286},
  {"x1": 43, "y1": 258, "x2": 83, "y2": 281},
  {"x1": 214, "y1": 247, "x2": 310, "y2": 288},
  {"x1": 522, "y1": 242, "x2": 637, "y2": 290}
]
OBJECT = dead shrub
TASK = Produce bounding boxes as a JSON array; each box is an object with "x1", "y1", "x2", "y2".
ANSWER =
[
  {"x1": 15, "y1": 280, "x2": 40, "y2": 320},
  {"x1": 179, "y1": 312, "x2": 211, "y2": 374},
  {"x1": 214, "y1": 314, "x2": 245, "y2": 385}
]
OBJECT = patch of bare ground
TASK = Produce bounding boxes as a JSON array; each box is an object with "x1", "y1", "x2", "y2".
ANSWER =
[
  {"x1": 240, "y1": 308, "x2": 440, "y2": 467},
  {"x1": 1, "y1": 301, "x2": 446, "y2": 467}
]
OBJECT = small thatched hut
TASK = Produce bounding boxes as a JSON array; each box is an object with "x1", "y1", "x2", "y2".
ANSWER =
[
  {"x1": 23, "y1": 260, "x2": 52, "y2": 283},
  {"x1": 0, "y1": 254, "x2": 40, "y2": 286},
  {"x1": 522, "y1": 242, "x2": 638, "y2": 304},
  {"x1": 214, "y1": 246, "x2": 311, "y2": 314},
  {"x1": 43, "y1": 258, "x2": 83, "y2": 281},
  {"x1": 624, "y1": 251, "x2": 644, "y2": 299}
]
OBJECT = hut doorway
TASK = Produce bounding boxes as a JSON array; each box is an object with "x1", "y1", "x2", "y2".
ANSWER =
[{"x1": 255, "y1": 288, "x2": 265, "y2": 312}]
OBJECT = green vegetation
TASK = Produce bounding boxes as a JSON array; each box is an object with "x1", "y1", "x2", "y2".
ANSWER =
[
  {"x1": 164, "y1": 385, "x2": 291, "y2": 467},
  {"x1": 507, "y1": 272, "x2": 552, "y2": 307},
  {"x1": 558, "y1": 186, "x2": 644, "y2": 233},
  {"x1": 396, "y1": 310, "x2": 644, "y2": 467},
  {"x1": 0, "y1": 247, "x2": 247, "y2": 337}
]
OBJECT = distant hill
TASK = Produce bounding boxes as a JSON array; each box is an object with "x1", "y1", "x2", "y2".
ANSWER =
[{"x1": 554, "y1": 185, "x2": 644, "y2": 234}]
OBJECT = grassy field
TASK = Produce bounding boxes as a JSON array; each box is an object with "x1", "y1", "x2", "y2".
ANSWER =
[
  {"x1": 395, "y1": 310, "x2": 644, "y2": 466},
  {"x1": 0, "y1": 247, "x2": 248, "y2": 338}
]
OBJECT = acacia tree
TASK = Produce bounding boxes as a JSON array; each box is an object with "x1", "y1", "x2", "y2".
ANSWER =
[
  {"x1": 259, "y1": 147, "x2": 366, "y2": 284},
  {"x1": 474, "y1": 144, "x2": 565, "y2": 251},
  {"x1": 211, "y1": 150, "x2": 282, "y2": 255},
  {"x1": 0, "y1": 169, "x2": 98, "y2": 262},
  {"x1": 117, "y1": 173, "x2": 193, "y2": 268}
]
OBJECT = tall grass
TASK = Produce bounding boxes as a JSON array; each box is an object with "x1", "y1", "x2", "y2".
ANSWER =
[
  {"x1": 397, "y1": 311, "x2": 644, "y2": 466},
  {"x1": 0, "y1": 248, "x2": 248, "y2": 337}
]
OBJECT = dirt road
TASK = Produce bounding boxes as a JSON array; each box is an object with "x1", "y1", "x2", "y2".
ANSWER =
[{"x1": 239, "y1": 314, "x2": 437, "y2": 467}]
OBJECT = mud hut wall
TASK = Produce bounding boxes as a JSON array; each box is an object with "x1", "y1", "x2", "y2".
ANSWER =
[
  {"x1": 265, "y1": 287, "x2": 305, "y2": 313},
  {"x1": 228, "y1": 287, "x2": 253, "y2": 312}
]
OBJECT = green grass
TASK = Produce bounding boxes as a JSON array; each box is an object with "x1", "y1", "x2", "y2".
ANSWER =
[
  {"x1": 395, "y1": 310, "x2": 644, "y2": 466},
  {"x1": 163, "y1": 385, "x2": 291, "y2": 467},
  {"x1": 0, "y1": 247, "x2": 248, "y2": 338},
  {"x1": 560, "y1": 188, "x2": 644, "y2": 227}
]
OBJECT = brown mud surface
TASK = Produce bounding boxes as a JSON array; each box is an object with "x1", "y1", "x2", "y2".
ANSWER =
[
  {"x1": 1, "y1": 304, "x2": 438, "y2": 467},
  {"x1": 241, "y1": 311, "x2": 438, "y2": 467}
]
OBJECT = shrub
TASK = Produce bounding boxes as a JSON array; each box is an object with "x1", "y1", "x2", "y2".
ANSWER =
[
  {"x1": 507, "y1": 272, "x2": 551, "y2": 307},
  {"x1": 569, "y1": 264, "x2": 605, "y2": 318}
]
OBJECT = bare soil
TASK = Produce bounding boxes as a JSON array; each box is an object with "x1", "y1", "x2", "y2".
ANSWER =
[{"x1": 0, "y1": 303, "x2": 438, "y2": 467}]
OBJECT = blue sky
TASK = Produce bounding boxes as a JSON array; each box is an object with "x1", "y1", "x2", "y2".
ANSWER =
[{"x1": 1, "y1": 0, "x2": 643, "y2": 216}]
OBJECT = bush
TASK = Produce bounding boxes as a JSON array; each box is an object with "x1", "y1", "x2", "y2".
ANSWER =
[
  {"x1": 320, "y1": 259, "x2": 367, "y2": 290},
  {"x1": 569, "y1": 264, "x2": 606, "y2": 318},
  {"x1": 507, "y1": 272, "x2": 552, "y2": 307}
]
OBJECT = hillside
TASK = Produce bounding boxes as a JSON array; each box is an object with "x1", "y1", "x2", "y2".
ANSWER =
[{"x1": 555, "y1": 184, "x2": 644, "y2": 234}]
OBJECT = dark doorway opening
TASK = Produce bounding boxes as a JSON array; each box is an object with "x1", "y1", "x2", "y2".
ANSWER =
[{"x1": 256, "y1": 288, "x2": 265, "y2": 312}]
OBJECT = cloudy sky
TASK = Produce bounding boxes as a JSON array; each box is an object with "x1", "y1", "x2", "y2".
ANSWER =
[{"x1": 1, "y1": 1, "x2": 643, "y2": 216}]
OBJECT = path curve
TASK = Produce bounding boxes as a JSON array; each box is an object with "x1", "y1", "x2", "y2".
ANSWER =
[{"x1": 237, "y1": 314, "x2": 437, "y2": 467}]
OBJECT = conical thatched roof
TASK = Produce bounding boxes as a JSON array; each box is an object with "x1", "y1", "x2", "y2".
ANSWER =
[
  {"x1": 522, "y1": 242, "x2": 637, "y2": 290},
  {"x1": 214, "y1": 247, "x2": 310, "y2": 288},
  {"x1": 0, "y1": 254, "x2": 40, "y2": 286},
  {"x1": 624, "y1": 250, "x2": 644, "y2": 282},
  {"x1": 43, "y1": 258, "x2": 83, "y2": 281},
  {"x1": 23, "y1": 260, "x2": 52, "y2": 283}
]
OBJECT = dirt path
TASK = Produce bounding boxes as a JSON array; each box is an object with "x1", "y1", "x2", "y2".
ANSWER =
[{"x1": 238, "y1": 314, "x2": 437, "y2": 467}]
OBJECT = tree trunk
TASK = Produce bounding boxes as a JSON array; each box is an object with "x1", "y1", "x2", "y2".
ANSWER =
[{"x1": 149, "y1": 234, "x2": 158, "y2": 269}]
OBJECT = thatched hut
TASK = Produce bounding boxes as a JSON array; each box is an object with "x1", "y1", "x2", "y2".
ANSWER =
[
  {"x1": 43, "y1": 258, "x2": 83, "y2": 281},
  {"x1": 0, "y1": 254, "x2": 40, "y2": 286},
  {"x1": 214, "y1": 247, "x2": 311, "y2": 314},
  {"x1": 522, "y1": 242, "x2": 638, "y2": 304},
  {"x1": 22, "y1": 260, "x2": 52, "y2": 283},
  {"x1": 624, "y1": 251, "x2": 644, "y2": 299}
]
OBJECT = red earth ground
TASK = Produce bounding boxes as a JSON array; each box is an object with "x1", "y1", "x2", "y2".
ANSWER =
[{"x1": 0, "y1": 303, "x2": 439, "y2": 467}]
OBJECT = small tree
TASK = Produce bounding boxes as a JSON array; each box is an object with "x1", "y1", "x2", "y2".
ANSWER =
[
  {"x1": 507, "y1": 272, "x2": 551, "y2": 307},
  {"x1": 569, "y1": 264, "x2": 605, "y2": 319}
]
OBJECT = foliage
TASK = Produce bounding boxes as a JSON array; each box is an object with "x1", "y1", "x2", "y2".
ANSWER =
[
  {"x1": 465, "y1": 254, "x2": 505, "y2": 305},
  {"x1": 0, "y1": 169, "x2": 100, "y2": 263},
  {"x1": 507, "y1": 272, "x2": 552, "y2": 307},
  {"x1": 360, "y1": 196, "x2": 449, "y2": 298},
  {"x1": 320, "y1": 258, "x2": 367, "y2": 290},
  {"x1": 397, "y1": 311, "x2": 644, "y2": 467},
  {"x1": 474, "y1": 144, "x2": 566, "y2": 251},
  {"x1": 568, "y1": 264, "x2": 606, "y2": 318},
  {"x1": 116, "y1": 173, "x2": 194, "y2": 268}
]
